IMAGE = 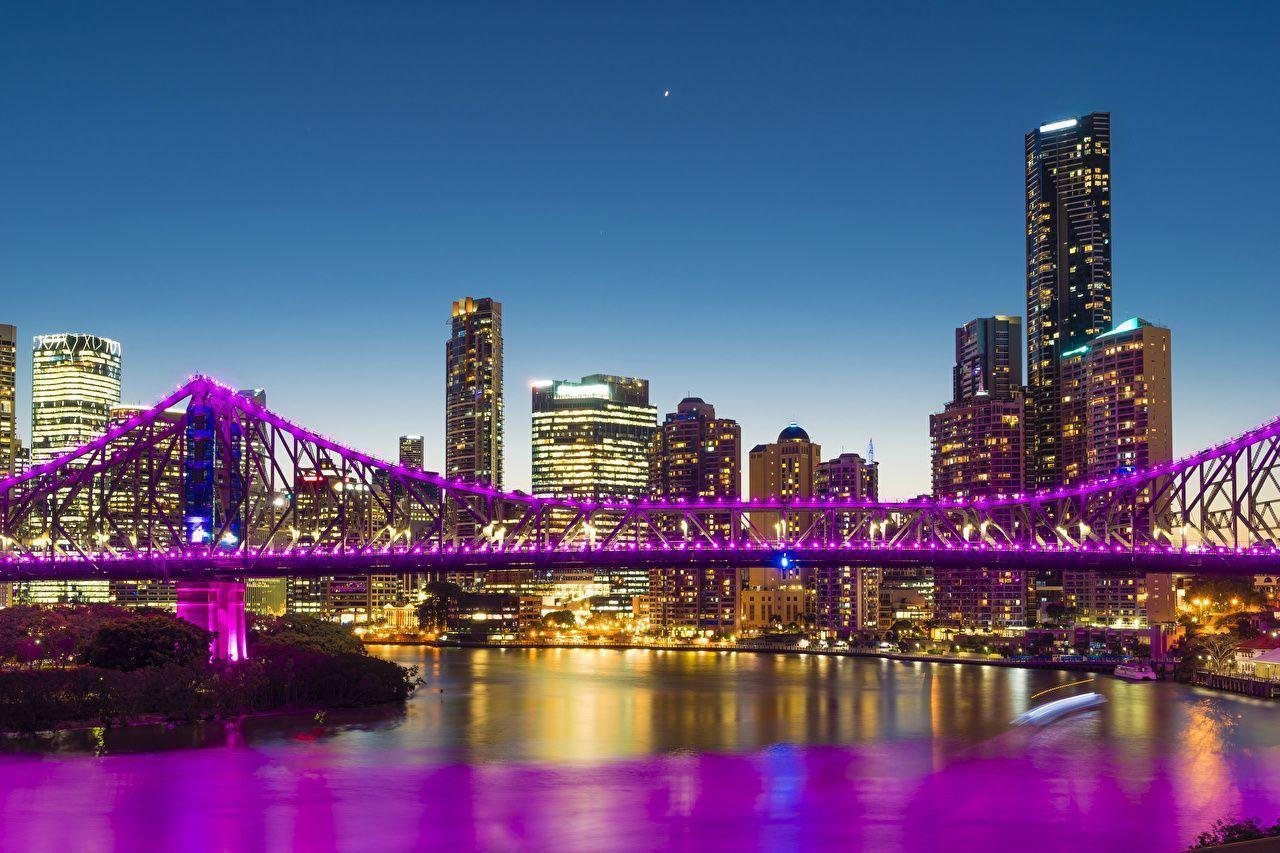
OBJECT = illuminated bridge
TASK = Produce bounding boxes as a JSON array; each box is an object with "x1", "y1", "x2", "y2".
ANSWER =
[{"x1": 2, "y1": 376, "x2": 1279, "y2": 654}]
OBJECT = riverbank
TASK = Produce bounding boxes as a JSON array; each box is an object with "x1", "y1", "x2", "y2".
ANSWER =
[{"x1": 369, "y1": 638, "x2": 1124, "y2": 674}]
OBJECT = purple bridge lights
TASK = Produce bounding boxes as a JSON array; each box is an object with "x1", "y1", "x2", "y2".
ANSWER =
[
  {"x1": 0, "y1": 375, "x2": 1277, "y2": 577},
  {"x1": 0, "y1": 374, "x2": 1276, "y2": 649}
]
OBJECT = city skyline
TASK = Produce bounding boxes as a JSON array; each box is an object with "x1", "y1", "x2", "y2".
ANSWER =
[{"x1": 3, "y1": 4, "x2": 1278, "y2": 500}]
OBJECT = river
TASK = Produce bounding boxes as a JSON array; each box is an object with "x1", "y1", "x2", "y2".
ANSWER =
[{"x1": 3, "y1": 646, "x2": 1280, "y2": 851}]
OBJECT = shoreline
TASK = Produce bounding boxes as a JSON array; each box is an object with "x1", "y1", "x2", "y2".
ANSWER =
[
  {"x1": 0, "y1": 701, "x2": 408, "y2": 741},
  {"x1": 366, "y1": 639, "x2": 1123, "y2": 674}
]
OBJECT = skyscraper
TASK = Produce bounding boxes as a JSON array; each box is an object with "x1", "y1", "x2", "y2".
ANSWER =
[
  {"x1": 1060, "y1": 317, "x2": 1172, "y2": 484},
  {"x1": 1025, "y1": 112, "x2": 1112, "y2": 489},
  {"x1": 930, "y1": 317, "x2": 1024, "y2": 498},
  {"x1": 649, "y1": 397, "x2": 741, "y2": 501},
  {"x1": 399, "y1": 435, "x2": 425, "y2": 469},
  {"x1": 953, "y1": 316, "x2": 1022, "y2": 403},
  {"x1": 31, "y1": 333, "x2": 122, "y2": 466},
  {"x1": 0, "y1": 324, "x2": 16, "y2": 477},
  {"x1": 446, "y1": 297, "x2": 503, "y2": 487},
  {"x1": 749, "y1": 424, "x2": 821, "y2": 539},
  {"x1": 531, "y1": 375, "x2": 657, "y2": 500},
  {"x1": 816, "y1": 451, "x2": 879, "y2": 539}
]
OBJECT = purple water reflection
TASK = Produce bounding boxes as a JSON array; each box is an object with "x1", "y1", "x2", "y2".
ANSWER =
[{"x1": 3, "y1": 648, "x2": 1280, "y2": 851}]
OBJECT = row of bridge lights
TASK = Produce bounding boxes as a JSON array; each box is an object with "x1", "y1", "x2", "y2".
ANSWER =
[
  {"x1": 6, "y1": 539, "x2": 1280, "y2": 563},
  {"x1": 0, "y1": 521, "x2": 1206, "y2": 555}
]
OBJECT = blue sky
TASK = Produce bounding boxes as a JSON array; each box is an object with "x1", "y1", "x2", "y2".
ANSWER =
[{"x1": 3, "y1": 2, "x2": 1278, "y2": 497}]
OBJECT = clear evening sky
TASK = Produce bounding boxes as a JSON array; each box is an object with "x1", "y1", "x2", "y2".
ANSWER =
[{"x1": 3, "y1": 2, "x2": 1277, "y2": 497}]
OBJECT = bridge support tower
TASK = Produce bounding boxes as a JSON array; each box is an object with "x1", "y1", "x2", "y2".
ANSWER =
[{"x1": 176, "y1": 580, "x2": 248, "y2": 661}]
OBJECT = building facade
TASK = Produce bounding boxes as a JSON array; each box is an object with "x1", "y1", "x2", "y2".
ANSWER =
[
  {"x1": 0, "y1": 324, "x2": 15, "y2": 477},
  {"x1": 446, "y1": 297, "x2": 503, "y2": 487},
  {"x1": 813, "y1": 565, "x2": 881, "y2": 639},
  {"x1": 531, "y1": 375, "x2": 657, "y2": 500},
  {"x1": 31, "y1": 333, "x2": 122, "y2": 466},
  {"x1": 649, "y1": 397, "x2": 741, "y2": 501},
  {"x1": 954, "y1": 316, "x2": 1023, "y2": 403},
  {"x1": 749, "y1": 424, "x2": 821, "y2": 539},
  {"x1": 1060, "y1": 317, "x2": 1172, "y2": 485},
  {"x1": 930, "y1": 317, "x2": 1025, "y2": 499},
  {"x1": 398, "y1": 435, "x2": 425, "y2": 470},
  {"x1": 933, "y1": 566, "x2": 1030, "y2": 631},
  {"x1": 1025, "y1": 112, "x2": 1113, "y2": 490}
]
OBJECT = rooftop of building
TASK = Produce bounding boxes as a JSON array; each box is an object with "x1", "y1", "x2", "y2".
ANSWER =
[{"x1": 778, "y1": 423, "x2": 810, "y2": 443}]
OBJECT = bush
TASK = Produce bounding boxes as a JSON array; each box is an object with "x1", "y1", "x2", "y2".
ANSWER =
[
  {"x1": 1189, "y1": 817, "x2": 1280, "y2": 849},
  {"x1": 80, "y1": 615, "x2": 212, "y2": 671},
  {"x1": 252, "y1": 614, "x2": 366, "y2": 656}
]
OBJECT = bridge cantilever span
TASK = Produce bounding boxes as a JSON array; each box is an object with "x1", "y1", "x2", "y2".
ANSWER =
[{"x1": 1, "y1": 374, "x2": 1279, "y2": 581}]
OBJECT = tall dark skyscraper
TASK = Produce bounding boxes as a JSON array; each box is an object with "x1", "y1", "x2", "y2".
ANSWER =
[
  {"x1": 445, "y1": 297, "x2": 503, "y2": 487},
  {"x1": 1025, "y1": 112, "x2": 1112, "y2": 489}
]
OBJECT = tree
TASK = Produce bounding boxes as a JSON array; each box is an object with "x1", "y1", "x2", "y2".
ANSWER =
[
  {"x1": 80, "y1": 615, "x2": 212, "y2": 671},
  {"x1": 542, "y1": 610, "x2": 577, "y2": 629},
  {"x1": 1189, "y1": 634, "x2": 1239, "y2": 674},
  {"x1": 253, "y1": 614, "x2": 365, "y2": 656},
  {"x1": 416, "y1": 582, "x2": 464, "y2": 631}
]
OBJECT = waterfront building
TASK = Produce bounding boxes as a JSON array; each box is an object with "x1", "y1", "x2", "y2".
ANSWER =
[
  {"x1": 31, "y1": 333, "x2": 122, "y2": 466},
  {"x1": 1062, "y1": 570, "x2": 1146, "y2": 628},
  {"x1": 813, "y1": 566, "x2": 880, "y2": 638},
  {"x1": 531, "y1": 375, "x2": 657, "y2": 500},
  {"x1": 648, "y1": 566, "x2": 739, "y2": 637},
  {"x1": 739, "y1": 566, "x2": 807, "y2": 635},
  {"x1": 933, "y1": 566, "x2": 1029, "y2": 630},
  {"x1": 0, "y1": 324, "x2": 16, "y2": 477},
  {"x1": 446, "y1": 297, "x2": 503, "y2": 487},
  {"x1": 931, "y1": 317, "x2": 1025, "y2": 499},
  {"x1": 398, "y1": 435, "x2": 425, "y2": 469},
  {"x1": 1025, "y1": 112, "x2": 1113, "y2": 490},
  {"x1": 1060, "y1": 318, "x2": 1172, "y2": 484},
  {"x1": 749, "y1": 424, "x2": 821, "y2": 539}
]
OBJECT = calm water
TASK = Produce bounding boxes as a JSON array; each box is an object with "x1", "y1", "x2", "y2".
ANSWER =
[{"x1": 4, "y1": 647, "x2": 1280, "y2": 851}]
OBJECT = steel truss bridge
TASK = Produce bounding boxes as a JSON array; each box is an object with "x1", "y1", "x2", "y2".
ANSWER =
[{"x1": 3, "y1": 376, "x2": 1280, "y2": 582}]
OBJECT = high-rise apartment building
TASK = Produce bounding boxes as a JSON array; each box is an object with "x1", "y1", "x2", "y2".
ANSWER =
[
  {"x1": 446, "y1": 297, "x2": 503, "y2": 487},
  {"x1": 1060, "y1": 317, "x2": 1172, "y2": 484},
  {"x1": 31, "y1": 333, "x2": 122, "y2": 466},
  {"x1": 649, "y1": 397, "x2": 741, "y2": 501},
  {"x1": 749, "y1": 424, "x2": 821, "y2": 538},
  {"x1": 930, "y1": 317, "x2": 1025, "y2": 498},
  {"x1": 0, "y1": 324, "x2": 15, "y2": 477},
  {"x1": 816, "y1": 452, "x2": 879, "y2": 539},
  {"x1": 1026, "y1": 112, "x2": 1112, "y2": 489},
  {"x1": 930, "y1": 402, "x2": 1025, "y2": 498},
  {"x1": 933, "y1": 566, "x2": 1030, "y2": 630},
  {"x1": 531, "y1": 375, "x2": 657, "y2": 500},
  {"x1": 399, "y1": 435, "x2": 425, "y2": 469}
]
